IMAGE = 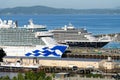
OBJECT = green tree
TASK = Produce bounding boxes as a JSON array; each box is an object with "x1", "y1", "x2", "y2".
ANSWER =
[
  {"x1": 25, "y1": 71, "x2": 36, "y2": 80},
  {"x1": 1, "y1": 75, "x2": 10, "y2": 80},
  {"x1": 45, "y1": 76, "x2": 52, "y2": 80},
  {"x1": 51, "y1": 73, "x2": 55, "y2": 78},
  {"x1": 37, "y1": 76, "x2": 43, "y2": 80},
  {"x1": 17, "y1": 73, "x2": 25, "y2": 80},
  {"x1": 0, "y1": 48, "x2": 6, "y2": 62},
  {"x1": 12, "y1": 76, "x2": 17, "y2": 80},
  {"x1": 37, "y1": 71, "x2": 46, "y2": 79},
  {"x1": 24, "y1": 71, "x2": 52, "y2": 80}
]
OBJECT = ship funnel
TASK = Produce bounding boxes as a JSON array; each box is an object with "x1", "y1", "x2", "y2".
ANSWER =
[
  {"x1": 64, "y1": 25, "x2": 67, "y2": 30},
  {"x1": 15, "y1": 21, "x2": 18, "y2": 27},
  {"x1": 28, "y1": 19, "x2": 34, "y2": 25}
]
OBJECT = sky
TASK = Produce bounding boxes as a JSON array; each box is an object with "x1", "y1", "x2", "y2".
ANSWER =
[{"x1": 0, "y1": 0, "x2": 120, "y2": 9}]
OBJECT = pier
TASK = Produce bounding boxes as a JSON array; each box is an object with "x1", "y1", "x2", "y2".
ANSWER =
[
  {"x1": 65, "y1": 47, "x2": 120, "y2": 60},
  {"x1": 0, "y1": 65, "x2": 38, "y2": 72},
  {"x1": 66, "y1": 53, "x2": 120, "y2": 60}
]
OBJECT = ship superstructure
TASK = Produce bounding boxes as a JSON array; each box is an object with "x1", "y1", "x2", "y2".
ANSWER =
[
  {"x1": 50, "y1": 23, "x2": 112, "y2": 48},
  {"x1": 0, "y1": 19, "x2": 67, "y2": 57}
]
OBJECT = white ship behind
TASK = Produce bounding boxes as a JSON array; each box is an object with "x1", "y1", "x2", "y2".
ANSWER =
[{"x1": 50, "y1": 23, "x2": 114, "y2": 48}]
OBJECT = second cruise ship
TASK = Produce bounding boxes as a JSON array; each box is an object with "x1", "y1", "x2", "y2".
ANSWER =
[{"x1": 50, "y1": 23, "x2": 113, "y2": 48}]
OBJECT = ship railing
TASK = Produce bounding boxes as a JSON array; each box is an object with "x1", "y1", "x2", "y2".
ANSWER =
[{"x1": 64, "y1": 40, "x2": 98, "y2": 42}]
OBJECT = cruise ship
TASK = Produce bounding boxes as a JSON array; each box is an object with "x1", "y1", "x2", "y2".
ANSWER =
[
  {"x1": 50, "y1": 23, "x2": 112, "y2": 48},
  {"x1": 0, "y1": 19, "x2": 68, "y2": 58}
]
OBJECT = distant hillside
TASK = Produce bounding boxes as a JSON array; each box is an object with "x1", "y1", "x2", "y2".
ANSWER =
[{"x1": 0, "y1": 6, "x2": 120, "y2": 15}]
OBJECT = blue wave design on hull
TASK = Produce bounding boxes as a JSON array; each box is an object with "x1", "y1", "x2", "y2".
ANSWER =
[{"x1": 25, "y1": 45, "x2": 67, "y2": 57}]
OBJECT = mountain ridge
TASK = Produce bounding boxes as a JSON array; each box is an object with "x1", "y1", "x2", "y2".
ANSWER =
[{"x1": 0, "y1": 5, "x2": 120, "y2": 15}]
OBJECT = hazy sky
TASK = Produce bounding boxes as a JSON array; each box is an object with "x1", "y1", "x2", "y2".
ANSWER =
[{"x1": 0, "y1": 0, "x2": 120, "y2": 9}]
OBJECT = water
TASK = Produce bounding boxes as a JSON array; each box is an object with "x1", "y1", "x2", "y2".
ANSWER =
[
  {"x1": 104, "y1": 42, "x2": 120, "y2": 48},
  {"x1": 0, "y1": 14, "x2": 120, "y2": 35}
]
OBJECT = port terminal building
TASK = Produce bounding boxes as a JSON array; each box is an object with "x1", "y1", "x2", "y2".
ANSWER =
[{"x1": 2, "y1": 56, "x2": 118, "y2": 70}]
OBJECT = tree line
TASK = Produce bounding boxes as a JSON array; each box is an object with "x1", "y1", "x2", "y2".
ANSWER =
[{"x1": 0, "y1": 71, "x2": 53, "y2": 80}]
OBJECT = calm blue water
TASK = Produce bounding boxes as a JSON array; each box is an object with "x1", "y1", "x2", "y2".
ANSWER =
[
  {"x1": 0, "y1": 14, "x2": 120, "y2": 35},
  {"x1": 0, "y1": 14, "x2": 120, "y2": 48}
]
